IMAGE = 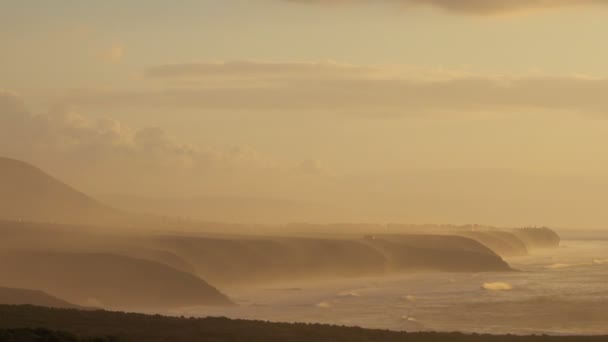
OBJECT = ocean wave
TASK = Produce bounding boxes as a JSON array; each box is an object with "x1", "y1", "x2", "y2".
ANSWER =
[
  {"x1": 400, "y1": 295, "x2": 417, "y2": 302},
  {"x1": 545, "y1": 263, "x2": 582, "y2": 269},
  {"x1": 316, "y1": 301, "x2": 333, "y2": 308},
  {"x1": 547, "y1": 260, "x2": 608, "y2": 269},
  {"x1": 482, "y1": 282, "x2": 513, "y2": 291},
  {"x1": 337, "y1": 291, "x2": 361, "y2": 298}
]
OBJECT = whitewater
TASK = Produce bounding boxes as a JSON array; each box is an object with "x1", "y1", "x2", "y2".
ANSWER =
[{"x1": 176, "y1": 237, "x2": 608, "y2": 335}]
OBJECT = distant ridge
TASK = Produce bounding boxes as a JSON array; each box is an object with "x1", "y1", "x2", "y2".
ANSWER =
[
  {"x1": 0, "y1": 287, "x2": 85, "y2": 310},
  {"x1": 0, "y1": 157, "x2": 124, "y2": 225},
  {"x1": 0, "y1": 251, "x2": 234, "y2": 309}
]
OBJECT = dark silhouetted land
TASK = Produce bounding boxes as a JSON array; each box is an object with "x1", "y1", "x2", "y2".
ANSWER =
[
  {"x1": 0, "y1": 305, "x2": 605, "y2": 342},
  {"x1": 0, "y1": 287, "x2": 84, "y2": 310}
]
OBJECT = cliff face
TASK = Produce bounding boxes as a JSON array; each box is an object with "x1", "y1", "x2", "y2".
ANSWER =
[
  {"x1": 455, "y1": 228, "x2": 561, "y2": 258},
  {"x1": 376, "y1": 225, "x2": 555, "y2": 258},
  {"x1": 146, "y1": 234, "x2": 512, "y2": 285},
  {"x1": 0, "y1": 220, "x2": 512, "y2": 293},
  {"x1": 456, "y1": 231, "x2": 529, "y2": 257},
  {"x1": 513, "y1": 227, "x2": 561, "y2": 249},
  {"x1": 0, "y1": 157, "x2": 561, "y2": 314},
  {"x1": 0, "y1": 251, "x2": 233, "y2": 310}
]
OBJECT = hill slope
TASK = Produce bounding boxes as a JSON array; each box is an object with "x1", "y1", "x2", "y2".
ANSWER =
[
  {"x1": 0, "y1": 220, "x2": 512, "y2": 288},
  {"x1": 0, "y1": 251, "x2": 233, "y2": 310},
  {"x1": 0, "y1": 287, "x2": 84, "y2": 310},
  {"x1": 148, "y1": 234, "x2": 511, "y2": 285},
  {"x1": 0, "y1": 157, "x2": 123, "y2": 225}
]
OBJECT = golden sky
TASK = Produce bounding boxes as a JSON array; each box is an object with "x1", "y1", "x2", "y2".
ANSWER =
[{"x1": 2, "y1": 0, "x2": 608, "y2": 227}]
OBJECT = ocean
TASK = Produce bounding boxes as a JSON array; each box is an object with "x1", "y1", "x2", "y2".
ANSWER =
[{"x1": 175, "y1": 238, "x2": 608, "y2": 335}]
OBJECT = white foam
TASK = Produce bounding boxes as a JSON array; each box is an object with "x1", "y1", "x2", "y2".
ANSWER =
[
  {"x1": 337, "y1": 291, "x2": 361, "y2": 298},
  {"x1": 401, "y1": 295, "x2": 417, "y2": 302},
  {"x1": 316, "y1": 301, "x2": 332, "y2": 308},
  {"x1": 482, "y1": 282, "x2": 513, "y2": 291}
]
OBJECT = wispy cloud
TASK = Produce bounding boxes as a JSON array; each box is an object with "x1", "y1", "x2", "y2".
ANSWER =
[
  {"x1": 286, "y1": 0, "x2": 608, "y2": 15},
  {"x1": 0, "y1": 91, "x2": 325, "y2": 196},
  {"x1": 146, "y1": 60, "x2": 376, "y2": 80},
  {"x1": 60, "y1": 60, "x2": 608, "y2": 115}
]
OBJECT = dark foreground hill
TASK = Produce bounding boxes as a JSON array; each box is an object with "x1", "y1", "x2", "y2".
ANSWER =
[
  {"x1": 0, "y1": 328, "x2": 117, "y2": 342},
  {"x1": 0, "y1": 157, "x2": 125, "y2": 225},
  {"x1": 0, "y1": 305, "x2": 606, "y2": 342}
]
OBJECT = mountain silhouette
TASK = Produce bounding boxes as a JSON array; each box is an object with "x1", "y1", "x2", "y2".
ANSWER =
[
  {"x1": 0, "y1": 157, "x2": 124, "y2": 224},
  {"x1": 0, "y1": 251, "x2": 233, "y2": 310},
  {"x1": 0, "y1": 287, "x2": 85, "y2": 309}
]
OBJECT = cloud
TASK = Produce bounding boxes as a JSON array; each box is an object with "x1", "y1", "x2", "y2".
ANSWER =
[
  {"x1": 101, "y1": 44, "x2": 125, "y2": 63},
  {"x1": 0, "y1": 91, "x2": 202, "y2": 171},
  {"x1": 61, "y1": 61, "x2": 608, "y2": 115},
  {"x1": 146, "y1": 60, "x2": 376, "y2": 80},
  {"x1": 285, "y1": 0, "x2": 608, "y2": 15},
  {"x1": 0, "y1": 91, "x2": 323, "y2": 197}
]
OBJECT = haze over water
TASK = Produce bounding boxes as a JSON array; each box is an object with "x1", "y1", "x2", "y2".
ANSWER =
[{"x1": 178, "y1": 237, "x2": 608, "y2": 335}]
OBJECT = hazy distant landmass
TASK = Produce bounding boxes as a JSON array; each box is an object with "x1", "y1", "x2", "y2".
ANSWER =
[
  {"x1": 457, "y1": 230, "x2": 530, "y2": 257},
  {"x1": 0, "y1": 287, "x2": 85, "y2": 310},
  {"x1": 0, "y1": 219, "x2": 512, "y2": 292},
  {"x1": 0, "y1": 157, "x2": 126, "y2": 225},
  {"x1": 99, "y1": 194, "x2": 347, "y2": 225},
  {"x1": 374, "y1": 224, "x2": 560, "y2": 258},
  {"x1": 0, "y1": 305, "x2": 605, "y2": 342},
  {"x1": 0, "y1": 250, "x2": 232, "y2": 310},
  {"x1": 446, "y1": 227, "x2": 559, "y2": 258},
  {"x1": 147, "y1": 234, "x2": 512, "y2": 285},
  {"x1": 0, "y1": 157, "x2": 560, "y2": 314},
  {"x1": 513, "y1": 227, "x2": 561, "y2": 249}
]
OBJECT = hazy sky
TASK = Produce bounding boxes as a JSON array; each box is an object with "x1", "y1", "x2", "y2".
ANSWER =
[{"x1": 3, "y1": 0, "x2": 608, "y2": 227}]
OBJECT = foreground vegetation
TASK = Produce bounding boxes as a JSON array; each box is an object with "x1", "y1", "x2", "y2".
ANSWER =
[
  {"x1": 0, "y1": 305, "x2": 606, "y2": 342},
  {"x1": 0, "y1": 328, "x2": 117, "y2": 342}
]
